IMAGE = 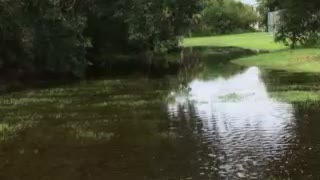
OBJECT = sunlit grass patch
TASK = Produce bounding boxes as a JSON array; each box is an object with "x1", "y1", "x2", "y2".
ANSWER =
[
  {"x1": 181, "y1": 32, "x2": 287, "y2": 51},
  {"x1": 234, "y1": 48, "x2": 320, "y2": 73}
]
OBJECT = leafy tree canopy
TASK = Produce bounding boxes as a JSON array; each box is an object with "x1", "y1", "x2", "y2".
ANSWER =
[
  {"x1": 0, "y1": 0, "x2": 203, "y2": 77},
  {"x1": 193, "y1": 0, "x2": 258, "y2": 35},
  {"x1": 258, "y1": 0, "x2": 320, "y2": 47}
]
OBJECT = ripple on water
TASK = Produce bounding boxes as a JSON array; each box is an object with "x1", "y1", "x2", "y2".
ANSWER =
[{"x1": 168, "y1": 67, "x2": 297, "y2": 177}]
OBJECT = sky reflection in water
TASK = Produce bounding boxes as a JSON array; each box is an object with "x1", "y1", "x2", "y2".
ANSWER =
[{"x1": 168, "y1": 67, "x2": 296, "y2": 174}]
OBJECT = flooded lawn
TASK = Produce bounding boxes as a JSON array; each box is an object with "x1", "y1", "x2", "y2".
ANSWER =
[{"x1": 1, "y1": 49, "x2": 320, "y2": 179}]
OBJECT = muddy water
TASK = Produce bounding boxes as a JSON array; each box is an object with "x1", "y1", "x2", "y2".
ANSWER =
[{"x1": 1, "y1": 49, "x2": 320, "y2": 179}]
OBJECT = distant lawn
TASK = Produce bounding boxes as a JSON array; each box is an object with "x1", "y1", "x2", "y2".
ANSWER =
[
  {"x1": 182, "y1": 32, "x2": 287, "y2": 51},
  {"x1": 233, "y1": 48, "x2": 320, "y2": 73}
]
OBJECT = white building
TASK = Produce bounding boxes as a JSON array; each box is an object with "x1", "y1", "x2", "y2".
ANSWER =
[{"x1": 268, "y1": 10, "x2": 282, "y2": 33}]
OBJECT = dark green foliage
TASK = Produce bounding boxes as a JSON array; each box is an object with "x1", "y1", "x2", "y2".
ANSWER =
[
  {"x1": 0, "y1": 0, "x2": 92, "y2": 77},
  {"x1": 256, "y1": 0, "x2": 280, "y2": 31},
  {"x1": 0, "y1": 0, "x2": 203, "y2": 78},
  {"x1": 260, "y1": 0, "x2": 320, "y2": 48}
]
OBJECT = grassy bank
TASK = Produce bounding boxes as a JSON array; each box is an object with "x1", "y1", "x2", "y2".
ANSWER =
[
  {"x1": 183, "y1": 32, "x2": 320, "y2": 73},
  {"x1": 182, "y1": 32, "x2": 286, "y2": 51},
  {"x1": 233, "y1": 48, "x2": 320, "y2": 73}
]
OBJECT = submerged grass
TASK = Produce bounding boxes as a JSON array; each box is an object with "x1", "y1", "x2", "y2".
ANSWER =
[
  {"x1": 271, "y1": 91, "x2": 320, "y2": 102},
  {"x1": 219, "y1": 93, "x2": 243, "y2": 102},
  {"x1": 0, "y1": 78, "x2": 177, "y2": 142}
]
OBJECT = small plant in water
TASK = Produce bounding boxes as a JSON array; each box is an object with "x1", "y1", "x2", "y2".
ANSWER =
[{"x1": 219, "y1": 93, "x2": 243, "y2": 102}]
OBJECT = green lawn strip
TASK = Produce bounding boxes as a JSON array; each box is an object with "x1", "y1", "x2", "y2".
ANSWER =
[
  {"x1": 181, "y1": 32, "x2": 287, "y2": 51},
  {"x1": 233, "y1": 48, "x2": 320, "y2": 73},
  {"x1": 182, "y1": 32, "x2": 320, "y2": 74}
]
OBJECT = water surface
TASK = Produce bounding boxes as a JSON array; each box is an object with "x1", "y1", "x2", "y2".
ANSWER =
[{"x1": 1, "y1": 49, "x2": 320, "y2": 179}]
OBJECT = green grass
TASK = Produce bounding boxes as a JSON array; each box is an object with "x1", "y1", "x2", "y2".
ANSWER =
[
  {"x1": 233, "y1": 48, "x2": 320, "y2": 73},
  {"x1": 183, "y1": 32, "x2": 320, "y2": 73},
  {"x1": 182, "y1": 32, "x2": 287, "y2": 51}
]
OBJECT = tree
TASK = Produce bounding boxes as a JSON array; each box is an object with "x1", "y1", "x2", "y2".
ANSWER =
[
  {"x1": 193, "y1": 0, "x2": 258, "y2": 35},
  {"x1": 0, "y1": 0, "x2": 93, "y2": 77},
  {"x1": 110, "y1": 0, "x2": 203, "y2": 53},
  {"x1": 260, "y1": 0, "x2": 320, "y2": 47},
  {"x1": 256, "y1": 0, "x2": 280, "y2": 31},
  {"x1": 0, "y1": 0, "x2": 204, "y2": 78}
]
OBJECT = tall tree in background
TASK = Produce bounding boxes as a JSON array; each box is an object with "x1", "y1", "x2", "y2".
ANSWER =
[
  {"x1": 260, "y1": 0, "x2": 320, "y2": 47},
  {"x1": 256, "y1": 0, "x2": 280, "y2": 31},
  {"x1": 193, "y1": 0, "x2": 258, "y2": 35}
]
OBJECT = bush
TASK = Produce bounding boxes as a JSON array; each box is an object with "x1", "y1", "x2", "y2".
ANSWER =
[
  {"x1": 0, "y1": 0, "x2": 204, "y2": 78},
  {"x1": 192, "y1": 0, "x2": 258, "y2": 36}
]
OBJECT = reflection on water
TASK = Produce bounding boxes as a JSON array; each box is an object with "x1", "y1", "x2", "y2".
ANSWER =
[
  {"x1": 168, "y1": 67, "x2": 297, "y2": 178},
  {"x1": 169, "y1": 67, "x2": 295, "y2": 136}
]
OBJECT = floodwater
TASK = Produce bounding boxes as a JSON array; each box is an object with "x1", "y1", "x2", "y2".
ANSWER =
[{"x1": 1, "y1": 48, "x2": 320, "y2": 179}]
